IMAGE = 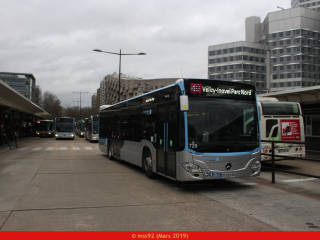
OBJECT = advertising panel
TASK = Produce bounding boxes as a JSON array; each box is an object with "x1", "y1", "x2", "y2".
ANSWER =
[{"x1": 281, "y1": 119, "x2": 300, "y2": 141}]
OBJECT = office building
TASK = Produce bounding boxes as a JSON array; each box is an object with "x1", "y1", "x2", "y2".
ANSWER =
[
  {"x1": 208, "y1": 7, "x2": 320, "y2": 92},
  {"x1": 99, "y1": 72, "x2": 178, "y2": 106}
]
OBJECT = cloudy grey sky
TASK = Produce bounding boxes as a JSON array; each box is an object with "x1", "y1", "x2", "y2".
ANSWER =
[{"x1": 1, "y1": 0, "x2": 291, "y2": 107}]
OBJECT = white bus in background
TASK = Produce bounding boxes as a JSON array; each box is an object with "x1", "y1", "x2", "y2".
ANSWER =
[{"x1": 258, "y1": 97, "x2": 305, "y2": 161}]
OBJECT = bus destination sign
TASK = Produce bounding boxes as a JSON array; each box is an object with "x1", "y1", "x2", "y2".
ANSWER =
[{"x1": 190, "y1": 83, "x2": 252, "y2": 96}]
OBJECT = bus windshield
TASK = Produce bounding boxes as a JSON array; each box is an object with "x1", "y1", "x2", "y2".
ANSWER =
[
  {"x1": 261, "y1": 102, "x2": 300, "y2": 115},
  {"x1": 187, "y1": 98, "x2": 259, "y2": 153},
  {"x1": 93, "y1": 117, "x2": 99, "y2": 134},
  {"x1": 36, "y1": 121, "x2": 52, "y2": 131},
  {"x1": 56, "y1": 122, "x2": 73, "y2": 132}
]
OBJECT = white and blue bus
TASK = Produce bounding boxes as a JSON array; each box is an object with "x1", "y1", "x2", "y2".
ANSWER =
[
  {"x1": 85, "y1": 116, "x2": 99, "y2": 142},
  {"x1": 54, "y1": 117, "x2": 75, "y2": 140},
  {"x1": 99, "y1": 79, "x2": 261, "y2": 181}
]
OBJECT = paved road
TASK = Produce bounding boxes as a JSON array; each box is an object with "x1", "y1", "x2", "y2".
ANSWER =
[{"x1": 0, "y1": 137, "x2": 319, "y2": 231}]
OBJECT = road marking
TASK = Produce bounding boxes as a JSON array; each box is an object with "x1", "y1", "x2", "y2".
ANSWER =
[
  {"x1": 46, "y1": 147, "x2": 54, "y2": 150},
  {"x1": 241, "y1": 183, "x2": 258, "y2": 185},
  {"x1": 85, "y1": 147, "x2": 93, "y2": 150},
  {"x1": 32, "y1": 147, "x2": 42, "y2": 151},
  {"x1": 73, "y1": 147, "x2": 80, "y2": 150},
  {"x1": 19, "y1": 147, "x2": 29, "y2": 151},
  {"x1": 280, "y1": 178, "x2": 317, "y2": 183},
  {"x1": 59, "y1": 147, "x2": 67, "y2": 150}
]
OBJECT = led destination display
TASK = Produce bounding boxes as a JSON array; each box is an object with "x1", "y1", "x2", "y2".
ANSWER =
[{"x1": 187, "y1": 81, "x2": 255, "y2": 100}]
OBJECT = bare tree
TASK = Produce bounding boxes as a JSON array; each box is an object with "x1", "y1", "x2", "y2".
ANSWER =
[
  {"x1": 41, "y1": 91, "x2": 63, "y2": 119},
  {"x1": 63, "y1": 106, "x2": 80, "y2": 120}
]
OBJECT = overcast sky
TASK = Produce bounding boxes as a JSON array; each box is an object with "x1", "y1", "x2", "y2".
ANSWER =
[{"x1": 1, "y1": 0, "x2": 291, "y2": 108}]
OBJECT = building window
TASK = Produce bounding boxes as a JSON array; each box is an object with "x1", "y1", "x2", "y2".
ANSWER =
[
  {"x1": 287, "y1": 81, "x2": 291, "y2": 86},
  {"x1": 223, "y1": 49, "x2": 228, "y2": 54},
  {"x1": 287, "y1": 73, "x2": 292, "y2": 78},
  {"x1": 272, "y1": 50, "x2": 277, "y2": 55},
  {"x1": 279, "y1": 49, "x2": 284, "y2": 54},
  {"x1": 223, "y1": 66, "x2": 227, "y2": 70},
  {"x1": 287, "y1": 65, "x2": 292, "y2": 70},
  {"x1": 279, "y1": 32, "x2": 284, "y2": 38},
  {"x1": 287, "y1": 56, "x2": 292, "y2": 61},
  {"x1": 272, "y1": 58, "x2": 277, "y2": 63},
  {"x1": 279, "y1": 66, "x2": 284, "y2": 71},
  {"x1": 273, "y1": 83, "x2": 278, "y2": 88},
  {"x1": 217, "y1": 50, "x2": 221, "y2": 55},
  {"x1": 287, "y1": 48, "x2": 291, "y2": 53},
  {"x1": 229, "y1": 56, "x2": 234, "y2": 61},
  {"x1": 280, "y1": 74, "x2": 285, "y2": 79},
  {"x1": 273, "y1": 74, "x2": 278, "y2": 79},
  {"x1": 230, "y1": 48, "x2": 234, "y2": 53},
  {"x1": 286, "y1": 31, "x2": 291, "y2": 36},
  {"x1": 272, "y1": 33, "x2": 277, "y2": 38},
  {"x1": 209, "y1": 51, "x2": 215, "y2": 56}
]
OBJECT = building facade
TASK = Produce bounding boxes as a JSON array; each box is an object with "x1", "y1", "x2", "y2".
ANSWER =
[
  {"x1": 292, "y1": 0, "x2": 320, "y2": 11},
  {"x1": 208, "y1": 41, "x2": 268, "y2": 94},
  {"x1": 0, "y1": 72, "x2": 37, "y2": 102},
  {"x1": 99, "y1": 72, "x2": 178, "y2": 106},
  {"x1": 208, "y1": 7, "x2": 320, "y2": 93}
]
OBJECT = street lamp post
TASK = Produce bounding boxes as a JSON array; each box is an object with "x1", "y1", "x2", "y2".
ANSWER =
[
  {"x1": 73, "y1": 91, "x2": 89, "y2": 120},
  {"x1": 93, "y1": 49, "x2": 146, "y2": 103}
]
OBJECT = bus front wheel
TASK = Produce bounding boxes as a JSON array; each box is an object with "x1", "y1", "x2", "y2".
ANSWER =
[{"x1": 143, "y1": 150, "x2": 156, "y2": 179}]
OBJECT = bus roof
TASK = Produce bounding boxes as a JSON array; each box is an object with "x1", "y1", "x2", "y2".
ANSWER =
[{"x1": 257, "y1": 96, "x2": 279, "y2": 102}]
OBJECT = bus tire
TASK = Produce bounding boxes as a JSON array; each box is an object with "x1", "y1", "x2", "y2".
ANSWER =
[
  {"x1": 108, "y1": 145, "x2": 114, "y2": 160},
  {"x1": 143, "y1": 150, "x2": 156, "y2": 179}
]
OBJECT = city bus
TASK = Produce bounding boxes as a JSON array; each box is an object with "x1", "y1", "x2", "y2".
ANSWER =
[
  {"x1": 258, "y1": 97, "x2": 305, "y2": 161},
  {"x1": 85, "y1": 116, "x2": 99, "y2": 142},
  {"x1": 54, "y1": 117, "x2": 75, "y2": 140},
  {"x1": 75, "y1": 119, "x2": 85, "y2": 137},
  {"x1": 35, "y1": 120, "x2": 54, "y2": 137},
  {"x1": 99, "y1": 79, "x2": 261, "y2": 181}
]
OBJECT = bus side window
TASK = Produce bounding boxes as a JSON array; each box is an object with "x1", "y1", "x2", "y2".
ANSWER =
[
  {"x1": 271, "y1": 127, "x2": 278, "y2": 138},
  {"x1": 266, "y1": 119, "x2": 278, "y2": 138}
]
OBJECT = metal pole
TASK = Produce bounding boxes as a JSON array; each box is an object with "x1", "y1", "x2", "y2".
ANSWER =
[
  {"x1": 271, "y1": 141, "x2": 275, "y2": 184},
  {"x1": 118, "y1": 49, "x2": 121, "y2": 103},
  {"x1": 79, "y1": 92, "x2": 81, "y2": 120}
]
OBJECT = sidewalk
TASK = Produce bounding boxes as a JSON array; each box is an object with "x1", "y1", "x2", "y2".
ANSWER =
[{"x1": 0, "y1": 137, "x2": 38, "y2": 154}]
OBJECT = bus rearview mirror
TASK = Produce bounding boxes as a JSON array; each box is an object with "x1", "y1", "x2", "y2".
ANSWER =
[{"x1": 180, "y1": 95, "x2": 189, "y2": 111}]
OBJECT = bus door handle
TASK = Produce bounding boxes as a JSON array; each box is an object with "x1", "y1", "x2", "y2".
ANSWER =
[
  {"x1": 166, "y1": 123, "x2": 168, "y2": 152},
  {"x1": 164, "y1": 123, "x2": 166, "y2": 152},
  {"x1": 163, "y1": 123, "x2": 168, "y2": 152}
]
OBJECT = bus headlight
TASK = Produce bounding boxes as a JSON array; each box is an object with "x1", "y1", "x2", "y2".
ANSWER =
[
  {"x1": 251, "y1": 160, "x2": 261, "y2": 173},
  {"x1": 71, "y1": 134, "x2": 74, "y2": 137},
  {"x1": 55, "y1": 134, "x2": 59, "y2": 137},
  {"x1": 182, "y1": 163, "x2": 202, "y2": 173}
]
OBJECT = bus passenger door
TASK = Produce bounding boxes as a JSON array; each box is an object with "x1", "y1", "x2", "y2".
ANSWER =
[
  {"x1": 114, "y1": 115, "x2": 121, "y2": 157},
  {"x1": 157, "y1": 104, "x2": 176, "y2": 179}
]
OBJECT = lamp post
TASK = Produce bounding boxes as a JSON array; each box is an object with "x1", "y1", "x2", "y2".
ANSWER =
[
  {"x1": 93, "y1": 49, "x2": 146, "y2": 103},
  {"x1": 73, "y1": 91, "x2": 88, "y2": 120}
]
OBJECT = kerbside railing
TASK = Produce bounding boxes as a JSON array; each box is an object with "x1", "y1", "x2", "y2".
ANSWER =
[{"x1": 261, "y1": 140, "x2": 320, "y2": 183}]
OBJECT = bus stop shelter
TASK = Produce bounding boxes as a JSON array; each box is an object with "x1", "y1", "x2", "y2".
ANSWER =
[{"x1": 0, "y1": 79, "x2": 51, "y2": 145}]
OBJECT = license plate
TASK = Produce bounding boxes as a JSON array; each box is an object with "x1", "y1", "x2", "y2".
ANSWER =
[
  {"x1": 278, "y1": 149, "x2": 289, "y2": 153},
  {"x1": 220, "y1": 173, "x2": 237, "y2": 178}
]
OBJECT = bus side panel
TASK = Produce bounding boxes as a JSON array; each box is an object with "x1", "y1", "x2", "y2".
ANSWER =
[
  {"x1": 120, "y1": 141, "x2": 140, "y2": 165},
  {"x1": 98, "y1": 137, "x2": 108, "y2": 154},
  {"x1": 120, "y1": 140, "x2": 156, "y2": 169}
]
